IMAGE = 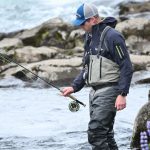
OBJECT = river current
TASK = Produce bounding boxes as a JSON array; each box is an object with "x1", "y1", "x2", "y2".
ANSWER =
[{"x1": 0, "y1": 77, "x2": 150, "y2": 150}]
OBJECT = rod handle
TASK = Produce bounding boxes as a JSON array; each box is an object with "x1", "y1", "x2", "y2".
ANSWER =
[
  {"x1": 60, "y1": 90, "x2": 86, "y2": 107},
  {"x1": 67, "y1": 94, "x2": 76, "y2": 101}
]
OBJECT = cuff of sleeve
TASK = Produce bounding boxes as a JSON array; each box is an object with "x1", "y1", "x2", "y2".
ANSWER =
[
  {"x1": 118, "y1": 90, "x2": 128, "y2": 96},
  {"x1": 71, "y1": 85, "x2": 79, "y2": 93}
]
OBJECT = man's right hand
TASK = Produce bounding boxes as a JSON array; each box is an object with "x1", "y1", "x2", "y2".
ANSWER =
[{"x1": 61, "y1": 87, "x2": 74, "y2": 96}]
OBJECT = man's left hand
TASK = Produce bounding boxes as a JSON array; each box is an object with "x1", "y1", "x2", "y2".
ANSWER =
[{"x1": 115, "y1": 95, "x2": 126, "y2": 111}]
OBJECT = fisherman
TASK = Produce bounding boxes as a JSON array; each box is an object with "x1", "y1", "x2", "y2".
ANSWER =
[{"x1": 62, "y1": 3, "x2": 133, "y2": 150}]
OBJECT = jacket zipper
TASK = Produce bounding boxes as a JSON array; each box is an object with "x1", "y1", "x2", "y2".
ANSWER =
[{"x1": 100, "y1": 57, "x2": 102, "y2": 78}]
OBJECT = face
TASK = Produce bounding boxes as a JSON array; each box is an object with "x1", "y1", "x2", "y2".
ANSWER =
[{"x1": 80, "y1": 17, "x2": 96, "y2": 32}]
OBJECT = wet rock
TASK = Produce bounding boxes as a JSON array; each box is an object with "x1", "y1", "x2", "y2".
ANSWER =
[
  {"x1": 130, "y1": 54, "x2": 150, "y2": 71},
  {"x1": 0, "y1": 38, "x2": 23, "y2": 51},
  {"x1": 126, "y1": 36, "x2": 150, "y2": 55},
  {"x1": 116, "y1": 18, "x2": 150, "y2": 40},
  {"x1": 116, "y1": 18, "x2": 150, "y2": 55},
  {"x1": 131, "y1": 90, "x2": 150, "y2": 149},
  {"x1": 12, "y1": 17, "x2": 80, "y2": 49},
  {"x1": 131, "y1": 71, "x2": 150, "y2": 84},
  {"x1": 0, "y1": 57, "x2": 82, "y2": 84},
  {"x1": 136, "y1": 78, "x2": 150, "y2": 84},
  {"x1": 119, "y1": 1, "x2": 150, "y2": 20},
  {"x1": 0, "y1": 33, "x2": 6, "y2": 41},
  {"x1": 15, "y1": 26, "x2": 41, "y2": 47}
]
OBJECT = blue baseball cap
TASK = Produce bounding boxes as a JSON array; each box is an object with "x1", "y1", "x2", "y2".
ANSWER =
[{"x1": 72, "y1": 3, "x2": 99, "y2": 26}]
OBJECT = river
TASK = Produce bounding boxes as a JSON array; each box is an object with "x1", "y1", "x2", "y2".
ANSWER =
[{"x1": 0, "y1": 77, "x2": 150, "y2": 150}]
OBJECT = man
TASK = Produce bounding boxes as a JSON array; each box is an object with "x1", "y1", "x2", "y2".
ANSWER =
[{"x1": 62, "y1": 3, "x2": 133, "y2": 150}]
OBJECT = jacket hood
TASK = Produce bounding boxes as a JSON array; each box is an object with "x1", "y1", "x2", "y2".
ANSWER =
[{"x1": 102, "y1": 17, "x2": 117, "y2": 28}]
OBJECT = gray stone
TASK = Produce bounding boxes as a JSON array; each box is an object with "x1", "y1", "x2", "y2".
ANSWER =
[
  {"x1": 131, "y1": 90, "x2": 150, "y2": 149},
  {"x1": 130, "y1": 54, "x2": 150, "y2": 71},
  {"x1": 116, "y1": 18, "x2": 150, "y2": 40},
  {"x1": 0, "y1": 57, "x2": 82, "y2": 84},
  {"x1": 119, "y1": 1, "x2": 150, "y2": 18},
  {"x1": 0, "y1": 38, "x2": 23, "y2": 50},
  {"x1": 7, "y1": 46, "x2": 58, "y2": 63}
]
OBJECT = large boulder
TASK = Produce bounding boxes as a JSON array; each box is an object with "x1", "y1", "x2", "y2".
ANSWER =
[
  {"x1": 131, "y1": 90, "x2": 150, "y2": 149},
  {"x1": 119, "y1": 1, "x2": 150, "y2": 20},
  {"x1": 116, "y1": 18, "x2": 150, "y2": 40},
  {"x1": 130, "y1": 54, "x2": 150, "y2": 71},
  {"x1": 116, "y1": 18, "x2": 150, "y2": 54},
  {"x1": 125, "y1": 36, "x2": 150, "y2": 55},
  {"x1": 12, "y1": 17, "x2": 82, "y2": 49},
  {"x1": 6, "y1": 46, "x2": 59, "y2": 63},
  {"x1": 0, "y1": 57, "x2": 82, "y2": 85},
  {"x1": 0, "y1": 38, "x2": 23, "y2": 51}
]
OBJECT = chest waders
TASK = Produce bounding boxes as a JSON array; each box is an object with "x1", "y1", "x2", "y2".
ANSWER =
[
  {"x1": 87, "y1": 26, "x2": 120, "y2": 86},
  {"x1": 87, "y1": 26, "x2": 119, "y2": 150}
]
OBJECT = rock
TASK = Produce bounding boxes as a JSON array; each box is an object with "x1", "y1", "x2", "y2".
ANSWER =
[
  {"x1": 116, "y1": 18, "x2": 150, "y2": 55},
  {"x1": 131, "y1": 71, "x2": 150, "y2": 84},
  {"x1": 0, "y1": 38, "x2": 23, "y2": 51},
  {"x1": 15, "y1": 26, "x2": 41, "y2": 47},
  {"x1": 116, "y1": 18, "x2": 150, "y2": 40},
  {"x1": 119, "y1": 1, "x2": 150, "y2": 20},
  {"x1": 12, "y1": 17, "x2": 79, "y2": 49},
  {"x1": 42, "y1": 17, "x2": 66, "y2": 28},
  {"x1": 130, "y1": 54, "x2": 150, "y2": 71},
  {"x1": 69, "y1": 29, "x2": 84, "y2": 39},
  {"x1": 37, "y1": 66, "x2": 81, "y2": 86},
  {"x1": 147, "y1": 64, "x2": 150, "y2": 71},
  {"x1": 0, "y1": 17, "x2": 84, "y2": 52},
  {"x1": 126, "y1": 36, "x2": 150, "y2": 55},
  {"x1": 136, "y1": 77, "x2": 150, "y2": 84},
  {"x1": 0, "y1": 57, "x2": 82, "y2": 85},
  {"x1": 0, "y1": 33, "x2": 6, "y2": 41},
  {"x1": 119, "y1": 1, "x2": 150, "y2": 15},
  {"x1": 7, "y1": 46, "x2": 59, "y2": 63},
  {"x1": 142, "y1": 43, "x2": 150, "y2": 55},
  {"x1": 131, "y1": 90, "x2": 150, "y2": 149}
]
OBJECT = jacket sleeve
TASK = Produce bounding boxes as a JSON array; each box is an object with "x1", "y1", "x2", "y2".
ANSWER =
[
  {"x1": 71, "y1": 68, "x2": 86, "y2": 92},
  {"x1": 107, "y1": 31, "x2": 133, "y2": 94}
]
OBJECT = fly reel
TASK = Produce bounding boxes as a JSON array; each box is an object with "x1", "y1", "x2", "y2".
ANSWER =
[{"x1": 68, "y1": 101, "x2": 80, "y2": 112}]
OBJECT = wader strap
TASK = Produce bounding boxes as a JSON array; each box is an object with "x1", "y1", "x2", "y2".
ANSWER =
[{"x1": 97, "y1": 26, "x2": 111, "y2": 57}]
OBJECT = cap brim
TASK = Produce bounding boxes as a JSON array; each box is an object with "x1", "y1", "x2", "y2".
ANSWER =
[{"x1": 72, "y1": 19, "x2": 85, "y2": 26}]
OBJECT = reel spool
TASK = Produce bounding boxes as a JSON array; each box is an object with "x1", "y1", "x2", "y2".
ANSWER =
[{"x1": 68, "y1": 101, "x2": 80, "y2": 112}]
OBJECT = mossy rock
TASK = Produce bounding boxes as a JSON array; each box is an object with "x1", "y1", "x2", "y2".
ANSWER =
[
  {"x1": 131, "y1": 102, "x2": 150, "y2": 149},
  {"x1": 122, "y1": 22, "x2": 150, "y2": 40},
  {"x1": 119, "y1": 1, "x2": 150, "y2": 15}
]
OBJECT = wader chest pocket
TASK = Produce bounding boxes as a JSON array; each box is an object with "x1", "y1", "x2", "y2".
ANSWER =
[
  {"x1": 88, "y1": 55, "x2": 103, "y2": 85},
  {"x1": 87, "y1": 55, "x2": 120, "y2": 86}
]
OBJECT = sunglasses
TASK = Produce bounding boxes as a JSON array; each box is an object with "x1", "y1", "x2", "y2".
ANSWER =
[{"x1": 80, "y1": 18, "x2": 90, "y2": 26}]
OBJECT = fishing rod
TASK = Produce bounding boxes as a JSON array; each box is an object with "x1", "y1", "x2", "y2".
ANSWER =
[{"x1": 0, "y1": 52, "x2": 86, "y2": 112}]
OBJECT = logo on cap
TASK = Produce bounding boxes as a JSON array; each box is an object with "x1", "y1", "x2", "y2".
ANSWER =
[{"x1": 76, "y1": 13, "x2": 82, "y2": 19}]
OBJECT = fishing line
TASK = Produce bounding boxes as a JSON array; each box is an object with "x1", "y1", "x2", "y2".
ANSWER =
[
  {"x1": 0, "y1": 54, "x2": 46, "y2": 89},
  {"x1": 0, "y1": 52, "x2": 86, "y2": 110}
]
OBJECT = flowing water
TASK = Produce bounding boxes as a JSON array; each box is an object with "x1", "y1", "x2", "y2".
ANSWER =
[
  {"x1": 0, "y1": 0, "x2": 146, "y2": 33},
  {"x1": 0, "y1": 76, "x2": 150, "y2": 150}
]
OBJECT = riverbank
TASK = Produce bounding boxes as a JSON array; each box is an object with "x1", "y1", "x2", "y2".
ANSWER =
[{"x1": 0, "y1": 1, "x2": 150, "y2": 87}]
